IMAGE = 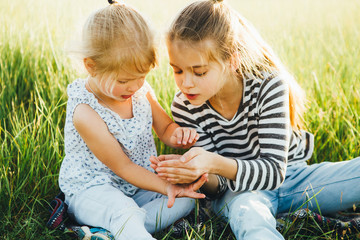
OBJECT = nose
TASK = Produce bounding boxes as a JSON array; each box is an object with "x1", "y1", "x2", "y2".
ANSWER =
[
  {"x1": 127, "y1": 79, "x2": 143, "y2": 93},
  {"x1": 181, "y1": 72, "x2": 195, "y2": 89}
]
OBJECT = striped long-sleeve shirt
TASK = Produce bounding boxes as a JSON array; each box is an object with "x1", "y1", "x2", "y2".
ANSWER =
[{"x1": 171, "y1": 72, "x2": 314, "y2": 194}]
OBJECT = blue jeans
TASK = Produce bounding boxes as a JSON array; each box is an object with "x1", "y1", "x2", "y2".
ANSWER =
[
  {"x1": 212, "y1": 157, "x2": 360, "y2": 240},
  {"x1": 65, "y1": 183, "x2": 195, "y2": 240}
]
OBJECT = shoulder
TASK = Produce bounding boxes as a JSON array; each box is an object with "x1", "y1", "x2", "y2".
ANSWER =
[
  {"x1": 73, "y1": 103, "x2": 106, "y2": 133},
  {"x1": 258, "y1": 72, "x2": 289, "y2": 92},
  {"x1": 67, "y1": 78, "x2": 87, "y2": 98},
  {"x1": 252, "y1": 72, "x2": 289, "y2": 101}
]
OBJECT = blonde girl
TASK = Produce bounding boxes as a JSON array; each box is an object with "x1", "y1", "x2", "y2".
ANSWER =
[
  {"x1": 151, "y1": 0, "x2": 360, "y2": 239},
  {"x1": 58, "y1": 1, "x2": 207, "y2": 239}
]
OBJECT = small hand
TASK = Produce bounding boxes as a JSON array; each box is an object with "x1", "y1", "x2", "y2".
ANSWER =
[
  {"x1": 166, "y1": 173, "x2": 208, "y2": 208},
  {"x1": 170, "y1": 127, "x2": 199, "y2": 148}
]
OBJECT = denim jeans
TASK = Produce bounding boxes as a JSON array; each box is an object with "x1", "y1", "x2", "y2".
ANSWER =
[
  {"x1": 213, "y1": 157, "x2": 360, "y2": 240},
  {"x1": 65, "y1": 183, "x2": 195, "y2": 240}
]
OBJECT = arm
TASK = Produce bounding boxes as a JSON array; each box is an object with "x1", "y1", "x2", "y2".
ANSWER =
[
  {"x1": 154, "y1": 75, "x2": 291, "y2": 193},
  {"x1": 146, "y1": 91, "x2": 198, "y2": 148},
  {"x1": 73, "y1": 104, "x2": 206, "y2": 207}
]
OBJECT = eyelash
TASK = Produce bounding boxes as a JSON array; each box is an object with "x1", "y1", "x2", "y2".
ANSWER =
[
  {"x1": 194, "y1": 72, "x2": 207, "y2": 77},
  {"x1": 173, "y1": 70, "x2": 207, "y2": 77}
]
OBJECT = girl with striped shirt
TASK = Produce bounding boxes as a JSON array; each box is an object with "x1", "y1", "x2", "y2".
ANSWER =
[{"x1": 150, "y1": 0, "x2": 360, "y2": 239}]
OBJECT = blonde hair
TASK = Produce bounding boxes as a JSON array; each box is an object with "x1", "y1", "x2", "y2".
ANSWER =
[
  {"x1": 167, "y1": 0, "x2": 305, "y2": 130},
  {"x1": 80, "y1": 2, "x2": 156, "y2": 91}
]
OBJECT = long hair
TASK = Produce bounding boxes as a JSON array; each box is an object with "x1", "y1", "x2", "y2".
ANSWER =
[{"x1": 167, "y1": 0, "x2": 305, "y2": 130}]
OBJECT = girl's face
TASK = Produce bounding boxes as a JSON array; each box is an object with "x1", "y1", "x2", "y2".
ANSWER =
[
  {"x1": 167, "y1": 40, "x2": 228, "y2": 106},
  {"x1": 96, "y1": 71, "x2": 146, "y2": 102}
]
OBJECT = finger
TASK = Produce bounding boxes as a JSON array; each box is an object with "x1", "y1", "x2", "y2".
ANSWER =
[
  {"x1": 191, "y1": 173, "x2": 208, "y2": 191},
  {"x1": 181, "y1": 129, "x2": 190, "y2": 145},
  {"x1": 194, "y1": 132, "x2": 200, "y2": 142},
  {"x1": 157, "y1": 170, "x2": 197, "y2": 181},
  {"x1": 156, "y1": 167, "x2": 196, "y2": 178},
  {"x1": 157, "y1": 175, "x2": 168, "y2": 181},
  {"x1": 149, "y1": 156, "x2": 159, "y2": 165},
  {"x1": 167, "y1": 192, "x2": 175, "y2": 208},
  {"x1": 157, "y1": 159, "x2": 185, "y2": 168},
  {"x1": 157, "y1": 154, "x2": 182, "y2": 162},
  {"x1": 176, "y1": 129, "x2": 183, "y2": 145},
  {"x1": 180, "y1": 148, "x2": 199, "y2": 163},
  {"x1": 188, "y1": 129, "x2": 197, "y2": 144},
  {"x1": 150, "y1": 164, "x2": 157, "y2": 171},
  {"x1": 186, "y1": 191, "x2": 206, "y2": 199},
  {"x1": 166, "y1": 176, "x2": 198, "y2": 184},
  {"x1": 166, "y1": 178, "x2": 180, "y2": 184}
]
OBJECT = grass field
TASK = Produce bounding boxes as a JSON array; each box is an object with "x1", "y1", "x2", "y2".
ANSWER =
[{"x1": 1, "y1": 0, "x2": 359, "y2": 239}]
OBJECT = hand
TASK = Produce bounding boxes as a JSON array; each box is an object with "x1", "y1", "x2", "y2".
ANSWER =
[
  {"x1": 166, "y1": 173, "x2": 208, "y2": 208},
  {"x1": 150, "y1": 155, "x2": 181, "y2": 177},
  {"x1": 152, "y1": 148, "x2": 214, "y2": 184},
  {"x1": 169, "y1": 127, "x2": 199, "y2": 148}
]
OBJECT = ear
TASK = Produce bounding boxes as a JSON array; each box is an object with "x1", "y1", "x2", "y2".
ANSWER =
[
  {"x1": 229, "y1": 51, "x2": 240, "y2": 72},
  {"x1": 83, "y1": 58, "x2": 97, "y2": 76}
]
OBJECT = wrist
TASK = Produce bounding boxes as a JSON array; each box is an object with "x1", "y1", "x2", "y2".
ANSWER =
[
  {"x1": 162, "y1": 181, "x2": 170, "y2": 196},
  {"x1": 209, "y1": 152, "x2": 221, "y2": 175}
]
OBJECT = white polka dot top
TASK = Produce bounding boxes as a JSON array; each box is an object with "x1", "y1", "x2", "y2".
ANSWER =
[{"x1": 59, "y1": 79, "x2": 157, "y2": 197}]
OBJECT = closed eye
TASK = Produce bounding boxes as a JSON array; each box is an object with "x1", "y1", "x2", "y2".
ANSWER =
[{"x1": 194, "y1": 72, "x2": 207, "y2": 77}]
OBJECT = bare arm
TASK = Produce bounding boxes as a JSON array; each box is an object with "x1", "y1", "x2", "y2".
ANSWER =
[
  {"x1": 73, "y1": 104, "x2": 205, "y2": 207},
  {"x1": 146, "y1": 92, "x2": 198, "y2": 149}
]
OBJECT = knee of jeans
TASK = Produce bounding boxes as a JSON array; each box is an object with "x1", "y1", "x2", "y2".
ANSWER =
[
  {"x1": 111, "y1": 206, "x2": 147, "y2": 222},
  {"x1": 228, "y1": 193, "x2": 272, "y2": 219}
]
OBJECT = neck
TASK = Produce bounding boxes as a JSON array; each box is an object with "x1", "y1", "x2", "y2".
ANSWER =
[
  {"x1": 211, "y1": 74, "x2": 243, "y2": 106},
  {"x1": 209, "y1": 75, "x2": 243, "y2": 120}
]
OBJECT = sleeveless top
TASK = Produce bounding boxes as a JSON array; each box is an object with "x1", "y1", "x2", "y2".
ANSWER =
[{"x1": 59, "y1": 79, "x2": 157, "y2": 197}]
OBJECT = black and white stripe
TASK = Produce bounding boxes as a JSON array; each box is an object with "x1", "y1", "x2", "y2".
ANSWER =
[{"x1": 171, "y1": 72, "x2": 313, "y2": 193}]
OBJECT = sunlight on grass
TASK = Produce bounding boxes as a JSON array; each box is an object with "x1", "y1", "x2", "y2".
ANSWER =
[{"x1": 1, "y1": 0, "x2": 359, "y2": 239}]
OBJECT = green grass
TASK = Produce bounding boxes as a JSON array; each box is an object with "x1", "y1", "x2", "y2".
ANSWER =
[{"x1": 1, "y1": 0, "x2": 359, "y2": 239}]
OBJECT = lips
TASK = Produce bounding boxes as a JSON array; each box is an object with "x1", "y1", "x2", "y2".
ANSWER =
[
  {"x1": 122, "y1": 94, "x2": 133, "y2": 99},
  {"x1": 185, "y1": 93, "x2": 199, "y2": 100}
]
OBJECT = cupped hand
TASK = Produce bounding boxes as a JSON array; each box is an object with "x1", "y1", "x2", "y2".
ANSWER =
[
  {"x1": 152, "y1": 147, "x2": 214, "y2": 184},
  {"x1": 166, "y1": 173, "x2": 208, "y2": 208}
]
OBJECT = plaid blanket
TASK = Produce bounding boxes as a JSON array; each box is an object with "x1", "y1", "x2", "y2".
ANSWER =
[{"x1": 47, "y1": 192, "x2": 360, "y2": 239}]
